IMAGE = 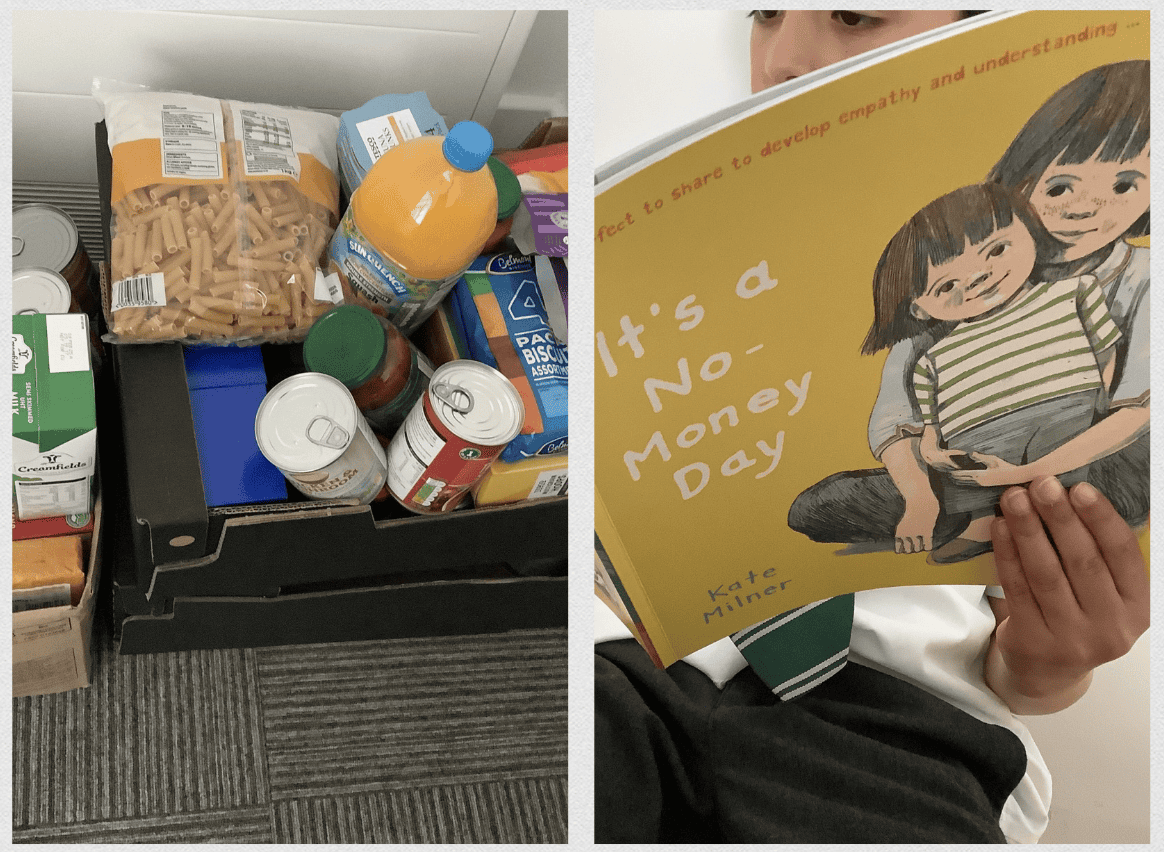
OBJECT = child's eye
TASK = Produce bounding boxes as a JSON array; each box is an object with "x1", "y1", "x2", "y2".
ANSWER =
[
  {"x1": 749, "y1": 10, "x2": 782, "y2": 22},
  {"x1": 833, "y1": 11, "x2": 880, "y2": 28},
  {"x1": 1045, "y1": 183, "x2": 1071, "y2": 198},
  {"x1": 1113, "y1": 179, "x2": 1138, "y2": 195},
  {"x1": 937, "y1": 281, "x2": 956, "y2": 296},
  {"x1": 987, "y1": 243, "x2": 1008, "y2": 258}
]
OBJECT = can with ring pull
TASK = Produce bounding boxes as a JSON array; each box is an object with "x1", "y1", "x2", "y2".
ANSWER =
[
  {"x1": 255, "y1": 372, "x2": 389, "y2": 504},
  {"x1": 386, "y1": 360, "x2": 524, "y2": 513}
]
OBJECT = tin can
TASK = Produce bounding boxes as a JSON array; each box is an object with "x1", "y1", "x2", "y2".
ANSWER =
[
  {"x1": 386, "y1": 360, "x2": 524, "y2": 513},
  {"x1": 12, "y1": 204, "x2": 100, "y2": 319},
  {"x1": 13, "y1": 269, "x2": 73, "y2": 315},
  {"x1": 255, "y1": 373, "x2": 388, "y2": 504}
]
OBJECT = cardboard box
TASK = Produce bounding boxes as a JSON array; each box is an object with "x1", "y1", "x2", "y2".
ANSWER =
[
  {"x1": 13, "y1": 498, "x2": 102, "y2": 697},
  {"x1": 12, "y1": 313, "x2": 97, "y2": 521}
]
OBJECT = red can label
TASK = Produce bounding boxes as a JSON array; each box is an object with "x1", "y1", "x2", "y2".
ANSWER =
[{"x1": 386, "y1": 392, "x2": 505, "y2": 512}]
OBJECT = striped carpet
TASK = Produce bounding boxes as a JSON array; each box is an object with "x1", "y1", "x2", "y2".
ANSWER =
[{"x1": 11, "y1": 618, "x2": 568, "y2": 843}]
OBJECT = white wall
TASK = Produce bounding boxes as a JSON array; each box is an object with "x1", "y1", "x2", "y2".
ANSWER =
[
  {"x1": 12, "y1": 9, "x2": 567, "y2": 185},
  {"x1": 594, "y1": 10, "x2": 750, "y2": 167},
  {"x1": 593, "y1": 9, "x2": 1150, "y2": 845}
]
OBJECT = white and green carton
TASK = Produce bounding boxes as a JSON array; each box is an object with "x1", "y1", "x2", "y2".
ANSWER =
[{"x1": 12, "y1": 313, "x2": 96, "y2": 522}]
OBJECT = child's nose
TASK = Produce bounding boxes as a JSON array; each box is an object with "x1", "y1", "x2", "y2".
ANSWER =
[
  {"x1": 1062, "y1": 192, "x2": 1100, "y2": 219},
  {"x1": 967, "y1": 271, "x2": 991, "y2": 292},
  {"x1": 757, "y1": 14, "x2": 825, "y2": 87}
]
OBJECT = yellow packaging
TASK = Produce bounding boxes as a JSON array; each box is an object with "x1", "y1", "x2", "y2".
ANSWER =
[{"x1": 473, "y1": 453, "x2": 567, "y2": 506}]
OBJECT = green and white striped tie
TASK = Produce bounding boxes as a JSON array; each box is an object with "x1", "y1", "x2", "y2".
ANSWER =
[{"x1": 731, "y1": 594, "x2": 855, "y2": 700}]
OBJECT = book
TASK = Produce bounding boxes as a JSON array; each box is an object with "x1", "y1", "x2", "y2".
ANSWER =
[{"x1": 594, "y1": 10, "x2": 1150, "y2": 667}]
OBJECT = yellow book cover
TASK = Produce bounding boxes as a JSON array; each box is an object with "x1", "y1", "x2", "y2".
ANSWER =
[{"x1": 595, "y1": 10, "x2": 1150, "y2": 668}]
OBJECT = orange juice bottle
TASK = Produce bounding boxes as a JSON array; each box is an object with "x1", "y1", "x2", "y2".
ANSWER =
[{"x1": 328, "y1": 121, "x2": 497, "y2": 335}]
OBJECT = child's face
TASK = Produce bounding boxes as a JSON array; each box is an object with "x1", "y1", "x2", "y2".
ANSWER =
[
  {"x1": 1029, "y1": 147, "x2": 1150, "y2": 261},
  {"x1": 915, "y1": 219, "x2": 1037, "y2": 323},
  {"x1": 749, "y1": 10, "x2": 964, "y2": 93}
]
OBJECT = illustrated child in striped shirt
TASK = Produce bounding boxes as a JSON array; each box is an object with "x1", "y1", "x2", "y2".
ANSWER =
[{"x1": 863, "y1": 182, "x2": 1122, "y2": 561}]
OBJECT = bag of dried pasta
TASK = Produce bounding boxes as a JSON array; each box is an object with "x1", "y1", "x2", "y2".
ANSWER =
[{"x1": 93, "y1": 79, "x2": 343, "y2": 344}]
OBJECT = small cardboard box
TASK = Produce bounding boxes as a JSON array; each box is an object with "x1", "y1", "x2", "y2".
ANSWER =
[
  {"x1": 12, "y1": 497, "x2": 103, "y2": 698},
  {"x1": 12, "y1": 313, "x2": 97, "y2": 521}
]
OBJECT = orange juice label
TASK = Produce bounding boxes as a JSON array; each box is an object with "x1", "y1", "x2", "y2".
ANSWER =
[{"x1": 328, "y1": 207, "x2": 463, "y2": 336}]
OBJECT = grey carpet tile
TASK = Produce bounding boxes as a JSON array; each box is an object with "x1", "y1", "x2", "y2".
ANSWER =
[
  {"x1": 271, "y1": 776, "x2": 569, "y2": 844},
  {"x1": 256, "y1": 629, "x2": 568, "y2": 798},
  {"x1": 13, "y1": 805, "x2": 275, "y2": 844},
  {"x1": 12, "y1": 631, "x2": 268, "y2": 828}
]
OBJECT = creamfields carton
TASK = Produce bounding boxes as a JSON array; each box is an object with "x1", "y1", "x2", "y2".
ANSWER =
[{"x1": 12, "y1": 313, "x2": 97, "y2": 521}]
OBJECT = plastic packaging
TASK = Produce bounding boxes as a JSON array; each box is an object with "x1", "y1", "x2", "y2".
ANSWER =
[
  {"x1": 337, "y1": 92, "x2": 448, "y2": 198},
  {"x1": 327, "y1": 121, "x2": 498, "y2": 336},
  {"x1": 303, "y1": 304, "x2": 434, "y2": 435},
  {"x1": 93, "y1": 79, "x2": 342, "y2": 345}
]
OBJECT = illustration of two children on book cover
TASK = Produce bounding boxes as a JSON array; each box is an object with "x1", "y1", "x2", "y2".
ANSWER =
[{"x1": 791, "y1": 60, "x2": 1149, "y2": 565}]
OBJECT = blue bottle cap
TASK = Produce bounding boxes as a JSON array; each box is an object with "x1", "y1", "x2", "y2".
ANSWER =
[{"x1": 443, "y1": 121, "x2": 494, "y2": 172}]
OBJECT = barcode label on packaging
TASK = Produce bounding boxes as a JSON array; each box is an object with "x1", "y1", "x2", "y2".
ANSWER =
[
  {"x1": 111, "y1": 273, "x2": 167, "y2": 311},
  {"x1": 529, "y1": 469, "x2": 568, "y2": 499},
  {"x1": 356, "y1": 109, "x2": 423, "y2": 163},
  {"x1": 239, "y1": 109, "x2": 300, "y2": 180},
  {"x1": 161, "y1": 106, "x2": 224, "y2": 180}
]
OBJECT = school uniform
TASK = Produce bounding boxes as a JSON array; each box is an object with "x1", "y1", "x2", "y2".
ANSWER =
[{"x1": 595, "y1": 585, "x2": 1052, "y2": 843}]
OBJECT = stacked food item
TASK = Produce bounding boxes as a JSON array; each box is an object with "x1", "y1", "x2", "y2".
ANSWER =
[
  {"x1": 90, "y1": 85, "x2": 567, "y2": 515},
  {"x1": 12, "y1": 213, "x2": 100, "y2": 613}
]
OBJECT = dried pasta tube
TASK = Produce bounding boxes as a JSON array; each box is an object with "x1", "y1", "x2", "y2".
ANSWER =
[
  {"x1": 268, "y1": 202, "x2": 298, "y2": 219},
  {"x1": 149, "y1": 184, "x2": 180, "y2": 204},
  {"x1": 178, "y1": 186, "x2": 191, "y2": 209},
  {"x1": 133, "y1": 224, "x2": 149, "y2": 269},
  {"x1": 196, "y1": 204, "x2": 215, "y2": 232},
  {"x1": 111, "y1": 234, "x2": 126, "y2": 274},
  {"x1": 168, "y1": 207, "x2": 188, "y2": 251},
  {"x1": 248, "y1": 236, "x2": 298, "y2": 259},
  {"x1": 271, "y1": 212, "x2": 302, "y2": 229},
  {"x1": 148, "y1": 220, "x2": 165, "y2": 262},
  {"x1": 202, "y1": 234, "x2": 213, "y2": 274},
  {"x1": 211, "y1": 195, "x2": 238, "y2": 234},
  {"x1": 251, "y1": 181, "x2": 272, "y2": 210},
  {"x1": 208, "y1": 279, "x2": 246, "y2": 297},
  {"x1": 246, "y1": 204, "x2": 278, "y2": 241},
  {"x1": 187, "y1": 316, "x2": 236, "y2": 337},
  {"x1": 131, "y1": 204, "x2": 173, "y2": 227},
  {"x1": 188, "y1": 298, "x2": 236, "y2": 324},
  {"x1": 246, "y1": 220, "x2": 264, "y2": 245},
  {"x1": 206, "y1": 192, "x2": 223, "y2": 214},
  {"x1": 189, "y1": 234, "x2": 204, "y2": 287},
  {"x1": 159, "y1": 247, "x2": 192, "y2": 275},
  {"x1": 129, "y1": 188, "x2": 150, "y2": 213},
  {"x1": 212, "y1": 227, "x2": 235, "y2": 258},
  {"x1": 236, "y1": 257, "x2": 287, "y2": 273},
  {"x1": 159, "y1": 212, "x2": 178, "y2": 255}
]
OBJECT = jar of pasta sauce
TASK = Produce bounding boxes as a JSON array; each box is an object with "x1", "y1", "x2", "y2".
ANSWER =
[{"x1": 303, "y1": 304, "x2": 434, "y2": 435}]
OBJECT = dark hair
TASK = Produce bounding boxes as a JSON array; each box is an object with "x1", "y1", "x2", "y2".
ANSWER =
[
  {"x1": 861, "y1": 183, "x2": 1054, "y2": 354},
  {"x1": 987, "y1": 59, "x2": 1150, "y2": 238}
]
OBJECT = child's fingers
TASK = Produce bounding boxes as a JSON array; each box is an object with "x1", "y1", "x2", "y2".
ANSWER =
[
  {"x1": 990, "y1": 511, "x2": 1049, "y2": 634},
  {"x1": 1026, "y1": 476, "x2": 1122, "y2": 619},
  {"x1": 1068, "y1": 481, "x2": 1150, "y2": 607},
  {"x1": 996, "y1": 486, "x2": 1081, "y2": 625}
]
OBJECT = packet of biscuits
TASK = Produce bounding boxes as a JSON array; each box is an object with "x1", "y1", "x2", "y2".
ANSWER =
[{"x1": 93, "y1": 79, "x2": 344, "y2": 345}]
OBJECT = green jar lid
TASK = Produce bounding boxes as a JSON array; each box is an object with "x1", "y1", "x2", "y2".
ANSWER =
[
  {"x1": 487, "y1": 156, "x2": 523, "y2": 221},
  {"x1": 302, "y1": 304, "x2": 386, "y2": 388}
]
